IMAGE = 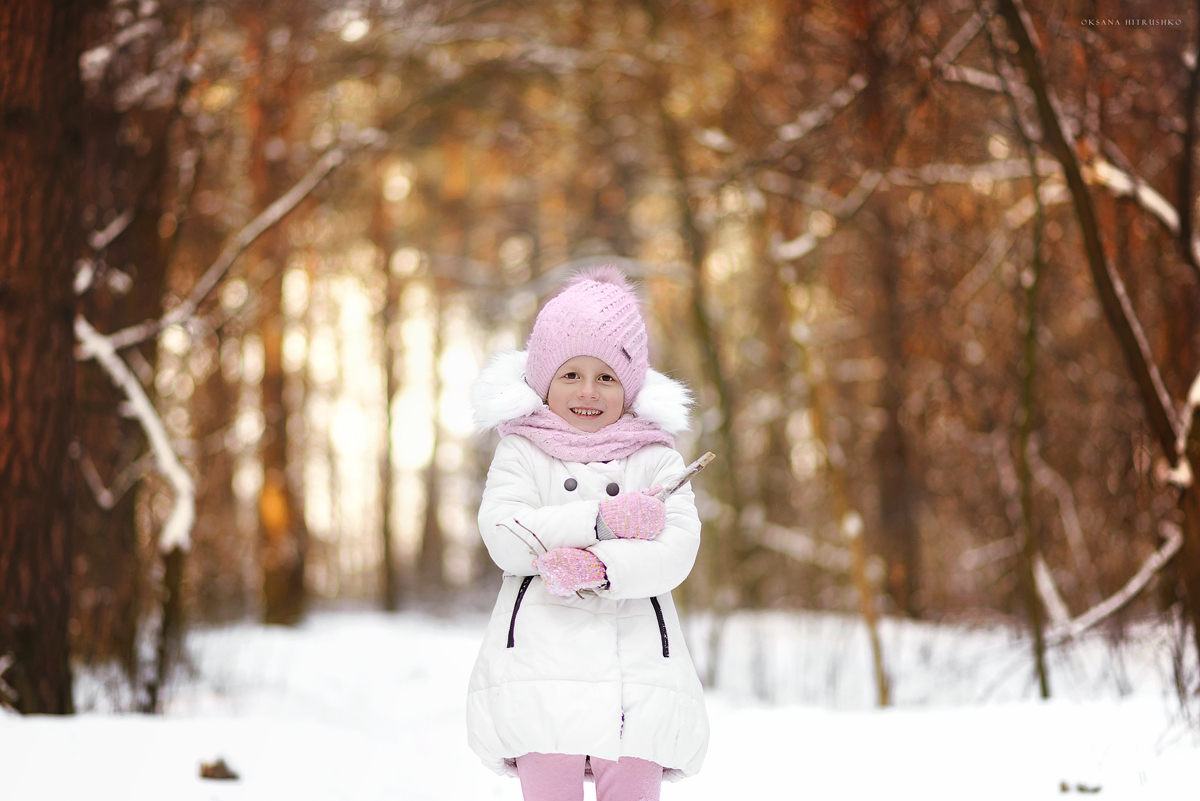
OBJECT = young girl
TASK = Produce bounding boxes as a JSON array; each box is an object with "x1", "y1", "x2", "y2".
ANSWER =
[{"x1": 466, "y1": 266, "x2": 709, "y2": 801}]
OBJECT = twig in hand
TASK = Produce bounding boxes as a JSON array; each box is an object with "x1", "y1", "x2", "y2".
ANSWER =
[
  {"x1": 656, "y1": 452, "x2": 716, "y2": 501},
  {"x1": 498, "y1": 523, "x2": 541, "y2": 558},
  {"x1": 515, "y1": 520, "x2": 548, "y2": 555}
]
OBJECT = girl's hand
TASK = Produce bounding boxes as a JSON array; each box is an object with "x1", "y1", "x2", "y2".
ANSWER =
[
  {"x1": 596, "y1": 489, "x2": 666, "y2": 540},
  {"x1": 534, "y1": 548, "x2": 607, "y2": 596}
]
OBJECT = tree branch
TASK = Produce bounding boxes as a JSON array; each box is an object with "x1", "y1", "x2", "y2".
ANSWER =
[
  {"x1": 949, "y1": 182, "x2": 1069, "y2": 307},
  {"x1": 777, "y1": 72, "x2": 869, "y2": 143},
  {"x1": 1048, "y1": 522, "x2": 1184, "y2": 643},
  {"x1": 1028, "y1": 440, "x2": 1103, "y2": 604},
  {"x1": 997, "y1": 0, "x2": 1180, "y2": 462},
  {"x1": 1177, "y1": 31, "x2": 1200, "y2": 281},
  {"x1": 75, "y1": 316, "x2": 195, "y2": 552},
  {"x1": 77, "y1": 448, "x2": 156, "y2": 511},
  {"x1": 753, "y1": 524, "x2": 853, "y2": 573},
  {"x1": 90, "y1": 145, "x2": 355, "y2": 355}
]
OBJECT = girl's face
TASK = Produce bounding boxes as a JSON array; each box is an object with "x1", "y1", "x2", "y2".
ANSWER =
[{"x1": 546, "y1": 355, "x2": 625, "y2": 433}]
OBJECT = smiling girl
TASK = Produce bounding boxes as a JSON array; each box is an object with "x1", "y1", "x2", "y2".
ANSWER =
[{"x1": 466, "y1": 266, "x2": 708, "y2": 801}]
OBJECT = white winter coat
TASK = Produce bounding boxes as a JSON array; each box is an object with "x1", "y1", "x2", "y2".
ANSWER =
[{"x1": 466, "y1": 351, "x2": 709, "y2": 781}]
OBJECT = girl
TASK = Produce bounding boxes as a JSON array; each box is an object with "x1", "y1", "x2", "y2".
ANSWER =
[{"x1": 466, "y1": 266, "x2": 709, "y2": 801}]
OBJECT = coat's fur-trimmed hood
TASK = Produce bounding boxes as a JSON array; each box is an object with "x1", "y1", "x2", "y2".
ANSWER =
[{"x1": 471, "y1": 349, "x2": 692, "y2": 435}]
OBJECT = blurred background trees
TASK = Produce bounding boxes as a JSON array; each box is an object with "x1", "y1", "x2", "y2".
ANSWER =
[{"x1": 2, "y1": 0, "x2": 1199, "y2": 713}]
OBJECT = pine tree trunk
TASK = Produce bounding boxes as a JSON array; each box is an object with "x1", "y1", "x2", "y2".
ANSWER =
[{"x1": 0, "y1": 0, "x2": 88, "y2": 715}]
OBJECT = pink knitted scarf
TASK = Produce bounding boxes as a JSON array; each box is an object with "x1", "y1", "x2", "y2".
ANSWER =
[{"x1": 498, "y1": 406, "x2": 674, "y2": 462}]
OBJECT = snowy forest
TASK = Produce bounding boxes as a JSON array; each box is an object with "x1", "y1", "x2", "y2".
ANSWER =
[{"x1": 3, "y1": 0, "x2": 1200, "y2": 797}]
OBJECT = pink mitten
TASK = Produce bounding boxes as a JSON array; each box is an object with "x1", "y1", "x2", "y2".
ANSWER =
[
  {"x1": 534, "y1": 548, "x2": 607, "y2": 596},
  {"x1": 597, "y1": 489, "x2": 666, "y2": 541}
]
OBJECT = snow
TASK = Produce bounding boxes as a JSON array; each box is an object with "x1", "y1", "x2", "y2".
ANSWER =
[{"x1": 2, "y1": 609, "x2": 1196, "y2": 800}]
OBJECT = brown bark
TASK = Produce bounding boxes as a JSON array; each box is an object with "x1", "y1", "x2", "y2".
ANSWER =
[
  {"x1": 0, "y1": 0, "x2": 89, "y2": 714},
  {"x1": 852, "y1": 0, "x2": 921, "y2": 619},
  {"x1": 73, "y1": 1, "x2": 185, "y2": 677},
  {"x1": 190, "y1": 329, "x2": 244, "y2": 620},
  {"x1": 243, "y1": 6, "x2": 309, "y2": 624},
  {"x1": 872, "y1": 213, "x2": 921, "y2": 618}
]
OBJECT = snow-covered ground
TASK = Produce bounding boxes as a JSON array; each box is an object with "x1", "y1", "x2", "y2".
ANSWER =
[{"x1": 2, "y1": 609, "x2": 1197, "y2": 800}]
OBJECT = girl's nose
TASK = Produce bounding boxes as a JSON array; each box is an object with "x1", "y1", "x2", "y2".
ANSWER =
[{"x1": 578, "y1": 379, "x2": 599, "y2": 398}]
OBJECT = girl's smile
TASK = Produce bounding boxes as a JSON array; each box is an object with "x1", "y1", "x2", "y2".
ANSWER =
[{"x1": 546, "y1": 355, "x2": 625, "y2": 432}]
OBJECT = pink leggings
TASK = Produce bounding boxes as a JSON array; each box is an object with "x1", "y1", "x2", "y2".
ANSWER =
[{"x1": 515, "y1": 752, "x2": 662, "y2": 801}]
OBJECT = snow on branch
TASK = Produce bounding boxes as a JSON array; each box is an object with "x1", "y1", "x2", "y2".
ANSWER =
[
  {"x1": 941, "y1": 64, "x2": 1035, "y2": 104},
  {"x1": 767, "y1": 171, "x2": 881, "y2": 262},
  {"x1": 97, "y1": 146, "x2": 353, "y2": 355},
  {"x1": 755, "y1": 524, "x2": 853, "y2": 573},
  {"x1": 88, "y1": 208, "x2": 136, "y2": 252},
  {"x1": 79, "y1": 449, "x2": 157, "y2": 511},
  {"x1": 1033, "y1": 554, "x2": 1070, "y2": 627},
  {"x1": 888, "y1": 157, "x2": 1060, "y2": 187},
  {"x1": 1169, "y1": 370, "x2": 1200, "y2": 488},
  {"x1": 950, "y1": 181, "x2": 1068, "y2": 306},
  {"x1": 1089, "y1": 159, "x2": 1200, "y2": 268},
  {"x1": 777, "y1": 72, "x2": 868, "y2": 143},
  {"x1": 75, "y1": 316, "x2": 195, "y2": 553},
  {"x1": 1028, "y1": 442, "x2": 1102, "y2": 604},
  {"x1": 1048, "y1": 522, "x2": 1184, "y2": 643},
  {"x1": 931, "y1": 5, "x2": 992, "y2": 72}
]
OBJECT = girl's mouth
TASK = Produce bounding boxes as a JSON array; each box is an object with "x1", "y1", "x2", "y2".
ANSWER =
[{"x1": 570, "y1": 408, "x2": 603, "y2": 417}]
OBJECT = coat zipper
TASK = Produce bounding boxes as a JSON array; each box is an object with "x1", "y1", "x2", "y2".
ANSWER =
[
  {"x1": 650, "y1": 596, "x2": 670, "y2": 658},
  {"x1": 507, "y1": 575, "x2": 534, "y2": 648}
]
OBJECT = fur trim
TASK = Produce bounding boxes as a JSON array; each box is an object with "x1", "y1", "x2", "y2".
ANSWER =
[
  {"x1": 564, "y1": 264, "x2": 632, "y2": 291},
  {"x1": 632, "y1": 367, "x2": 692, "y2": 435},
  {"x1": 472, "y1": 349, "x2": 692, "y2": 435},
  {"x1": 471, "y1": 350, "x2": 544, "y2": 431}
]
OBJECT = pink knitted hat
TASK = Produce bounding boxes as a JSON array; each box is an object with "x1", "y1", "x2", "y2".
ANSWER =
[{"x1": 525, "y1": 266, "x2": 650, "y2": 404}]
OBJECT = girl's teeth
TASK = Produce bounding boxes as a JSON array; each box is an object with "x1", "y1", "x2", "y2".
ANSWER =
[{"x1": 572, "y1": 409, "x2": 601, "y2": 416}]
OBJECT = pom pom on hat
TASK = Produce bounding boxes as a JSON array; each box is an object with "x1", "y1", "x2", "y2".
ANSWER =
[{"x1": 525, "y1": 266, "x2": 650, "y2": 404}]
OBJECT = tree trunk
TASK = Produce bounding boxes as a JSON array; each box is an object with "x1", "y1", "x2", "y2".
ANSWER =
[
  {"x1": 73, "y1": 0, "x2": 185, "y2": 679},
  {"x1": 192, "y1": 333, "x2": 244, "y2": 619},
  {"x1": 872, "y1": 217, "x2": 921, "y2": 618},
  {"x1": 0, "y1": 0, "x2": 89, "y2": 715},
  {"x1": 243, "y1": 7, "x2": 308, "y2": 624},
  {"x1": 372, "y1": 168, "x2": 402, "y2": 611},
  {"x1": 417, "y1": 276, "x2": 446, "y2": 596}
]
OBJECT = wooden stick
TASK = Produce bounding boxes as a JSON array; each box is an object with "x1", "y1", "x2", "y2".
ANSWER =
[{"x1": 657, "y1": 452, "x2": 715, "y2": 500}]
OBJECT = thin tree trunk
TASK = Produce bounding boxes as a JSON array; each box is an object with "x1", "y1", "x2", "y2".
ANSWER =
[
  {"x1": 1011, "y1": 81, "x2": 1051, "y2": 698},
  {"x1": 243, "y1": 7, "x2": 308, "y2": 624},
  {"x1": 372, "y1": 170, "x2": 402, "y2": 611},
  {"x1": 805, "y1": 346, "x2": 890, "y2": 707},
  {"x1": 0, "y1": 0, "x2": 88, "y2": 715},
  {"x1": 418, "y1": 284, "x2": 446, "y2": 595},
  {"x1": 872, "y1": 216, "x2": 921, "y2": 618}
]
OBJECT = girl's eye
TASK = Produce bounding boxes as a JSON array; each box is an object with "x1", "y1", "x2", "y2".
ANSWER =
[
  {"x1": 599, "y1": 374, "x2": 615, "y2": 382},
  {"x1": 562, "y1": 372, "x2": 579, "y2": 379}
]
